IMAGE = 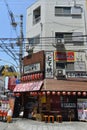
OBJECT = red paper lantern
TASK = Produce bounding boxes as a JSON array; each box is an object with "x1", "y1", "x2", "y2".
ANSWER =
[
  {"x1": 34, "y1": 74, "x2": 37, "y2": 80},
  {"x1": 30, "y1": 75, "x2": 32, "y2": 80},
  {"x1": 83, "y1": 92, "x2": 86, "y2": 96},
  {"x1": 38, "y1": 92, "x2": 42, "y2": 96},
  {"x1": 40, "y1": 73, "x2": 43, "y2": 79},
  {"x1": 22, "y1": 76, "x2": 24, "y2": 81},
  {"x1": 30, "y1": 74, "x2": 33, "y2": 80},
  {"x1": 32, "y1": 74, "x2": 35, "y2": 80},
  {"x1": 42, "y1": 92, "x2": 46, "y2": 95},
  {"x1": 25, "y1": 76, "x2": 27, "y2": 81},
  {"x1": 21, "y1": 77, "x2": 23, "y2": 81},
  {"x1": 13, "y1": 93, "x2": 16, "y2": 96},
  {"x1": 37, "y1": 73, "x2": 40, "y2": 79},
  {"x1": 47, "y1": 91, "x2": 50, "y2": 95},
  {"x1": 16, "y1": 93, "x2": 20, "y2": 97},
  {"x1": 62, "y1": 91, "x2": 66, "y2": 95},
  {"x1": 23, "y1": 76, "x2": 26, "y2": 81},
  {"x1": 33, "y1": 92, "x2": 37, "y2": 96},
  {"x1": 52, "y1": 91, "x2": 56, "y2": 95},
  {"x1": 57, "y1": 92, "x2": 60, "y2": 95},
  {"x1": 72, "y1": 92, "x2": 76, "y2": 95},
  {"x1": 67, "y1": 92, "x2": 71, "y2": 95},
  {"x1": 30, "y1": 92, "x2": 33, "y2": 96},
  {"x1": 27, "y1": 75, "x2": 30, "y2": 81},
  {"x1": 78, "y1": 92, "x2": 81, "y2": 96}
]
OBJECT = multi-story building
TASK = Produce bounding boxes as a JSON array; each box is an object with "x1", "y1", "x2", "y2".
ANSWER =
[
  {"x1": 26, "y1": 0, "x2": 87, "y2": 77},
  {"x1": 14, "y1": 0, "x2": 87, "y2": 121}
]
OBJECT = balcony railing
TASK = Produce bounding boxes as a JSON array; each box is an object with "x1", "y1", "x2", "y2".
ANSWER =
[{"x1": 33, "y1": 16, "x2": 41, "y2": 25}]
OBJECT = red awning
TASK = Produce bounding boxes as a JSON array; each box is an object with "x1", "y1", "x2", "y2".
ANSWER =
[{"x1": 13, "y1": 81, "x2": 43, "y2": 92}]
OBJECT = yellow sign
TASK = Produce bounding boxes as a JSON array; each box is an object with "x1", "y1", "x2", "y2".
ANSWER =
[
  {"x1": 2, "y1": 65, "x2": 19, "y2": 76},
  {"x1": 41, "y1": 96, "x2": 46, "y2": 103}
]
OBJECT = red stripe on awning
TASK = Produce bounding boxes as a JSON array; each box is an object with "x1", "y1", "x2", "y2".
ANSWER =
[{"x1": 13, "y1": 81, "x2": 43, "y2": 92}]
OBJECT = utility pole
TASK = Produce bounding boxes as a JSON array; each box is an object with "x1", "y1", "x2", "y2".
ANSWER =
[{"x1": 19, "y1": 15, "x2": 23, "y2": 78}]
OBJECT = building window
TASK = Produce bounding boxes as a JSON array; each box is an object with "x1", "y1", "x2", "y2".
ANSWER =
[
  {"x1": 55, "y1": 32, "x2": 72, "y2": 43},
  {"x1": 55, "y1": 32, "x2": 84, "y2": 45},
  {"x1": 55, "y1": 7, "x2": 71, "y2": 16},
  {"x1": 55, "y1": 6, "x2": 82, "y2": 17},
  {"x1": 56, "y1": 63, "x2": 65, "y2": 69},
  {"x1": 74, "y1": 61, "x2": 86, "y2": 71},
  {"x1": 33, "y1": 6, "x2": 41, "y2": 25},
  {"x1": 71, "y1": 6, "x2": 82, "y2": 18},
  {"x1": 29, "y1": 35, "x2": 40, "y2": 46},
  {"x1": 66, "y1": 63, "x2": 74, "y2": 71}
]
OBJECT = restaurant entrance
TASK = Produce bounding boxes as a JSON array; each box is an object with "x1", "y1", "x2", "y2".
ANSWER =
[
  {"x1": 23, "y1": 94, "x2": 38, "y2": 118},
  {"x1": 61, "y1": 95, "x2": 77, "y2": 121},
  {"x1": 39, "y1": 93, "x2": 78, "y2": 121}
]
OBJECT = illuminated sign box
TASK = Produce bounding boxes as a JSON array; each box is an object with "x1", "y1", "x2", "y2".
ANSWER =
[{"x1": 54, "y1": 51, "x2": 75, "y2": 62}]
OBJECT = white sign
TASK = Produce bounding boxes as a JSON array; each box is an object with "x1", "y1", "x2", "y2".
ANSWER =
[
  {"x1": 45, "y1": 52, "x2": 54, "y2": 78},
  {"x1": 74, "y1": 61, "x2": 86, "y2": 71},
  {"x1": 24, "y1": 63, "x2": 40, "y2": 74},
  {"x1": 61, "y1": 103, "x2": 76, "y2": 108}
]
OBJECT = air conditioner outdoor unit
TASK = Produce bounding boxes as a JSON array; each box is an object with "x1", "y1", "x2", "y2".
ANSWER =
[
  {"x1": 52, "y1": 39, "x2": 64, "y2": 48},
  {"x1": 56, "y1": 38, "x2": 64, "y2": 44},
  {"x1": 56, "y1": 69, "x2": 66, "y2": 78}
]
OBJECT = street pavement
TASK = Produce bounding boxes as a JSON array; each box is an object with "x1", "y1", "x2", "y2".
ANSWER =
[{"x1": 15, "y1": 118, "x2": 87, "y2": 130}]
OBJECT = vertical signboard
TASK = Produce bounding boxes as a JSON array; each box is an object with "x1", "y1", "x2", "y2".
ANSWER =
[
  {"x1": 45, "y1": 51, "x2": 54, "y2": 78},
  {"x1": 8, "y1": 77, "x2": 16, "y2": 91}
]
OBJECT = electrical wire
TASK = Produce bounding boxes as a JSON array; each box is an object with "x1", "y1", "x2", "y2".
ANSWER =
[{"x1": 0, "y1": 40, "x2": 19, "y2": 66}]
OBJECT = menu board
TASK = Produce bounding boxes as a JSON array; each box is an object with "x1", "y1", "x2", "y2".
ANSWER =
[
  {"x1": 0, "y1": 100, "x2": 9, "y2": 111},
  {"x1": 77, "y1": 99, "x2": 87, "y2": 120},
  {"x1": 0, "y1": 97, "x2": 15, "y2": 112}
]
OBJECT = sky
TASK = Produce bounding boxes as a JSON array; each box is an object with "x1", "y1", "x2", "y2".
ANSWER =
[{"x1": 0, "y1": 0, "x2": 36, "y2": 70}]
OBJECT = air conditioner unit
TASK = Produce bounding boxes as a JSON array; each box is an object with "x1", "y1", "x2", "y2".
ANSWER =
[
  {"x1": 56, "y1": 69, "x2": 66, "y2": 78},
  {"x1": 56, "y1": 38, "x2": 64, "y2": 44},
  {"x1": 52, "y1": 38, "x2": 64, "y2": 48}
]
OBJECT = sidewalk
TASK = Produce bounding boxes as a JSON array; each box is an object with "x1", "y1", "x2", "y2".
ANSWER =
[{"x1": 16, "y1": 118, "x2": 87, "y2": 130}]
